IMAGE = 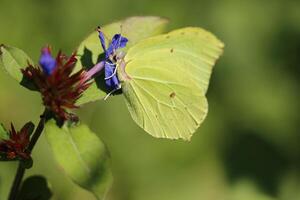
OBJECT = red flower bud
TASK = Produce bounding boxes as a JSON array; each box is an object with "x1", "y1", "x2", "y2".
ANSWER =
[{"x1": 0, "y1": 122, "x2": 34, "y2": 160}]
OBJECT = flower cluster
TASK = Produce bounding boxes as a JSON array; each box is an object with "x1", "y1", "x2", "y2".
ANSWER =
[
  {"x1": 22, "y1": 47, "x2": 92, "y2": 123},
  {"x1": 0, "y1": 123, "x2": 34, "y2": 160}
]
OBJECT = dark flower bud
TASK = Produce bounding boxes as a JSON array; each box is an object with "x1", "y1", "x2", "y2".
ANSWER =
[{"x1": 0, "y1": 122, "x2": 34, "y2": 160}]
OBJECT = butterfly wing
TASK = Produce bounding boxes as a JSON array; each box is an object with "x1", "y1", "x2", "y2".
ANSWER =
[{"x1": 119, "y1": 27, "x2": 224, "y2": 140}]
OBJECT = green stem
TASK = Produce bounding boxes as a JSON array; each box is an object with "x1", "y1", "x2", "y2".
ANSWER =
[{"x1": 8, "y1": 109, "x2": 47, "y2": 200}]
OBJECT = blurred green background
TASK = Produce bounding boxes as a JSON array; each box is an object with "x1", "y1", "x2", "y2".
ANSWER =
[{"x1": 0, "y1": 0, "x2": 300, "y2": 199}]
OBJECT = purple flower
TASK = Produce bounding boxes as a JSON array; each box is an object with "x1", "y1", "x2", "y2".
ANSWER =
[
  {"x1": 97, "y1": 27, "x2": 128, "y2": 92},
  {"x1": 39, "y1": 47, "x2": 57, "y2": 75}
]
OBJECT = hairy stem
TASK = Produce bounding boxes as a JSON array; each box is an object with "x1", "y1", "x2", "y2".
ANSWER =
[{"x1": 8, "y1": 109, "x2": 48, "y2": 200}]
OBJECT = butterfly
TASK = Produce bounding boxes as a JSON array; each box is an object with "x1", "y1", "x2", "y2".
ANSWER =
[{"x1": 77, "y1": 17, "x2": 224, "y2": 141}]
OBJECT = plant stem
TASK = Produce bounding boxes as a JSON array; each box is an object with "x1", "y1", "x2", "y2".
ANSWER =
[
  {"x1": 8, "y1": 164, "x2": 25, "y2": 200},
  {"x1": 28, "y1": 110, "x2": 47, "y2": 152},
  {"x1": 8, "y1": 109, "x2": 47, "y2": 200}
]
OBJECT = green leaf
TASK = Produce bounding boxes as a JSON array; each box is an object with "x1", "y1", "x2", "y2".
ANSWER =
[
  {"x1": 45, "y1": 121, "x2": 113, "y2": 200},
  {"x1": 75, "y1": 16, "x2": 169, "y2": 106},
  {"x1": 0, "y1": 123, "x2": 9, "y2": 140},
  {"x1": 121, "y1": 16, "x2": 170, "y2": 50},
  {"x1": 0, "y1": 44, "x2": 33, "y2": 82},
  {"x1": 17, "y1": 175, "x2": 52, "y2": 200}
]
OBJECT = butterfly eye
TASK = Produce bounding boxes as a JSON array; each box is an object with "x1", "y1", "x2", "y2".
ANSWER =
[{"x1": 116, "y1": 51, "x2": 126, "y2": 60}]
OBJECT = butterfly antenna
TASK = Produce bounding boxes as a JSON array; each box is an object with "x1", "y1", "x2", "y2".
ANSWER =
[
  {"x1": 120, "y1": 24, "x2": 124, "y2": 35},
  {"x1": 116, "y1": 24, "x2": 124, "y2": 48}
]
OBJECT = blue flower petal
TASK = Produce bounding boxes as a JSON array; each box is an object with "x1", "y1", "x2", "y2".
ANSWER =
[
  {"x1": 104, "y1": 62, "x2": 120, "y2": 91},
  {"x1": 98, "y1": 31, "x2": 106, "y2": 53},
  {"x1": 106, "y1": 34, "x2": 129, "y2": 57},
  {"x1": 39, "y1": 48, "x2": 56, "y2": 75},
  {"x1": 112, "y1": 34, "x2": 128, "y2": 49}
]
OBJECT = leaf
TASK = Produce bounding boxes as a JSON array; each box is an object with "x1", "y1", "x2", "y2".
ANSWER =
[
  {"x1": 0, "y1": 44, "x2": 33, "y2": 82},
  {"x1": 17, "y1": 176, "x2": 52, "y2": 200},
  {"x1": 45, "y1": 121, "x2": 113, "y2": 200},
  {"x1": 121, "y1": 16, "x2": 170, "y2": 51},
  {"x1": 0, "y1": 124, "x2": 9, "y2": 161},
  {"x1": 75, "y1": 16, "x2": 169, "y2": 106},
  {"x1": 0, "y1": 124, "x2": 9, "y2": 140}
]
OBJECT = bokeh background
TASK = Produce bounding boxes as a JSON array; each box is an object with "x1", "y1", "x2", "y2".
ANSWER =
[{"x1": 0, "y1": 0, "x2": 300, "y2": 199}]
